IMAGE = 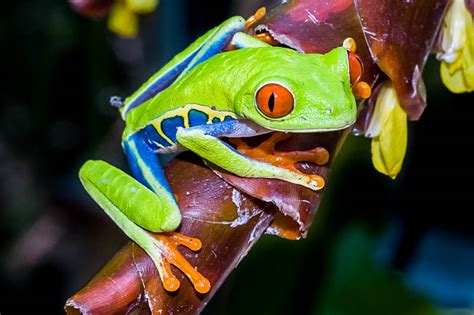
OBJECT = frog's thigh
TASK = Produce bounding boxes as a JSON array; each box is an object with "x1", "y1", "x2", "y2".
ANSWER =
[
  {"x1": 79, "y1": 160, "x2": 190, "y2": 291},
  {"x1": 79, "y1": 160, "x2": 181, "y2": 233},
  {"x1": 123, "y1": 132, "x2": 177, "y2": 196},
  {"x1": 175, "y1": 120, "x2": 313, "y2": 185}
]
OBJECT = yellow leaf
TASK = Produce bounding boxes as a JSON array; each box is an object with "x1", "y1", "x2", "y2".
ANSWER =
[
  {"x1": 108, "y1": 2, "x2": 139, "y2": 37},
  {"x1": 365, "y1": 82, "x2": 397, "y2": 137},
  {"x1": 126, "y1": 0, "x2": 159, "y2": 14},
  {"x1": 438, "y1": 0, "x2": 474, "y2": 93},
  {"x1": 371, "y1": 83, "x2": 407, "y2": 179}
]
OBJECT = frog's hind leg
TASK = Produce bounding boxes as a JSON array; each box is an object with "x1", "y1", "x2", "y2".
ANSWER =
[
  {"x1": 79, "y1": 160, "x2": 210, "y2": 293},
  {"x1": 125, "y1": 132, "x2": 212, "y2": 293},
  {"x1": 79, "y1": 133, "x2": 211, "y2": 293}
]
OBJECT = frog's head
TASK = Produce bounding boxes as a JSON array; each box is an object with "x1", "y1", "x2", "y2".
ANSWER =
[{"x1": 234, "y1": 47, "x2": 362, "y2": 132}]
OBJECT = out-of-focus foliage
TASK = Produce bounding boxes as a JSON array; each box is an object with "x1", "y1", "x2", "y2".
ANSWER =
[
  {"x1": 107, "y1": 0, "x2": 159, "y2": 37},
  {"x1": 70, "y1": 0, "x2": 159, "y2": 37},
  {"x1": 315, "y1": 227, "x2": 439, "y2": 315}
]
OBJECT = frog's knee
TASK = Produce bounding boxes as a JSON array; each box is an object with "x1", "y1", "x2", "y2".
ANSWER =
[{"x1": 79, "y1": 160, "x2": 108, "y2": 180}]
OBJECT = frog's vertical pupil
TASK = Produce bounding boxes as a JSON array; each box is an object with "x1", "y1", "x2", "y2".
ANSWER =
[
  {"x1": 268, "y1": 93, "x2": 275, "y2": 112},
  {"x1": 255, "y1": 83, "x2": 294, "y2": 118}
]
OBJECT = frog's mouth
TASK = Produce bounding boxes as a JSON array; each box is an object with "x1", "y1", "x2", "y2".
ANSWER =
[{"x1": 263, "y1": 119, "x2": 356, "y2": 134}]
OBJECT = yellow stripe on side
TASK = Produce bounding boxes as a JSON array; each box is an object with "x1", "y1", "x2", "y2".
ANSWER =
[
  {"x1": 150, "y1": 104, "x2": 237, "y2": 144},
  {"x1": 151, "y1": 121, "x2": 174, "y2": 145}
]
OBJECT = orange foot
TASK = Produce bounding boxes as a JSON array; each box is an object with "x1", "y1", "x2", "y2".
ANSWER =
[
  {"x1": 229, "y1": 132, "x2": 329, "y2": 189},
  {"x1": 149, "y1": 231, "x2": 211, "y2": 294}
]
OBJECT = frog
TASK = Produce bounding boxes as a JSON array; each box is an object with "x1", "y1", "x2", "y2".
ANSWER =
[{"x1": 79, "y1": 14, "x2": 369, "y2": 294}]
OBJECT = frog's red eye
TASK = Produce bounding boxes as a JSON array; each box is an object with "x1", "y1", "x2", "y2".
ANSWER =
[
  {"x1": 255, "y1": 83, "x2": 294, "y2": 118},
  {"x1": 348, "y1": 52, "x2": 363, "y2": 85}
]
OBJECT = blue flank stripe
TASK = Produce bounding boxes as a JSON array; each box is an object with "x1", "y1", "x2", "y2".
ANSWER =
[
  {"x1": 124, "y1": 49, "x2": 199, "y2": 116},
  {"x1": 180, "y1": 27, "x2": 238, "y2": 75},
  {"x1": 143, "y1": 124, "x2": 172, "y2": 148},
  {"x1": 188, "y1": 109, "x2": 209, "y2": 127},
  {"x1": 223, "y1": 115, "x2": 235, "y2": 122},
  {"x1": 122, "y1": 133, "x2": 173, "y2": 194},
  {"x1": 161, "y1": 116, "x2": 185, "y2": 143},
  {"x1": 124, "y1": 22, "x2": 242, "y2": 116}
]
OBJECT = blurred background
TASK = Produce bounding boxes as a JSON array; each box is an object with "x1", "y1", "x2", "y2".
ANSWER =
[{"x1": 1, "y1": 0, "x2": 474, "y2": 314}]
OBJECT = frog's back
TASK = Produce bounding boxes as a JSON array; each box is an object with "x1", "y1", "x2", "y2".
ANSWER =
[
  {"x1": 121, "y1": 47, "x2": 270, "y2": 143},
  {"x1": 121, "y1": 46, "x2": 315, "y2": 149}
]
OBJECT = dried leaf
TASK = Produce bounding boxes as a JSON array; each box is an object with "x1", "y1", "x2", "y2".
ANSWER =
[
  {"x1": 355, "y1": 0, "x2": 449, "y2": 120},
  {"x1": 466, "y1": 0, "x2": 474, "y2": 15},
  {"x1": 215, "y1": 131, "x2": 347, "y2": 238}
]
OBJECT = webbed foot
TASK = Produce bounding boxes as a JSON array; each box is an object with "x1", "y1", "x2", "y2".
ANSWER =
[
  {"x1": 230, "y1": 132, "x2": 329, "y2": 189},
  {"x1": 148, "y1": 232, "x2": 211, "y2": 294}
]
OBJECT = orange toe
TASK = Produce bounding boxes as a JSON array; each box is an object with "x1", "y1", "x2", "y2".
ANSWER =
[
  {"x1": 232, "y1": 132, "x2": 329, "y2": 188},
  {"x1": 150, "y1": 232, "x2": 211, "y2": 294},
  {"x1": 157, "y1": 259, "x2": 180, "y2": 292}
]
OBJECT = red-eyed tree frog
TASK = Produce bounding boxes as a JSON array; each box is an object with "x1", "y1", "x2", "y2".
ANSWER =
[{"x1": 79, "y1": 15, "x2": 368, "y2": 294}]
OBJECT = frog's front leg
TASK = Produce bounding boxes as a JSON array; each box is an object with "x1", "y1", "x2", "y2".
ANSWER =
[
  {"x1": 79, "y1": 138, "x2": 211, "y2": 293},
  {"x1": 175, "y1": 120, "x2": 325, "y2": 190}
]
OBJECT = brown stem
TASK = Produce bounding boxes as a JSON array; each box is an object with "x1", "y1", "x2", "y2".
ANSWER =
[
  {"x1": 64, "y1": 129, "x2": 346, "y2": 314},
  {"x1": 65, "y1": 154, "x2": 276, "y2": 314}
]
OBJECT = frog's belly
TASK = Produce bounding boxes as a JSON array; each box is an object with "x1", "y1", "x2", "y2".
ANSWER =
[{"x1": 144, "y1": 104, "x2": 237, "y2": 153}]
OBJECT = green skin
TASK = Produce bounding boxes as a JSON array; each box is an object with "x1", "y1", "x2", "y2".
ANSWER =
[
  {"x1": 78, "y1": 16, "x2": 356, "y2": 289},
  {"x1": 124, "y1": 46, "x2": 355, "y2": 138}
]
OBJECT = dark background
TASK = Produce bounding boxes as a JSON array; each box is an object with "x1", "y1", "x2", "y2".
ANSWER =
[{"x1": 1, "y1": 0, "x2": 473, "y2": 314}]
